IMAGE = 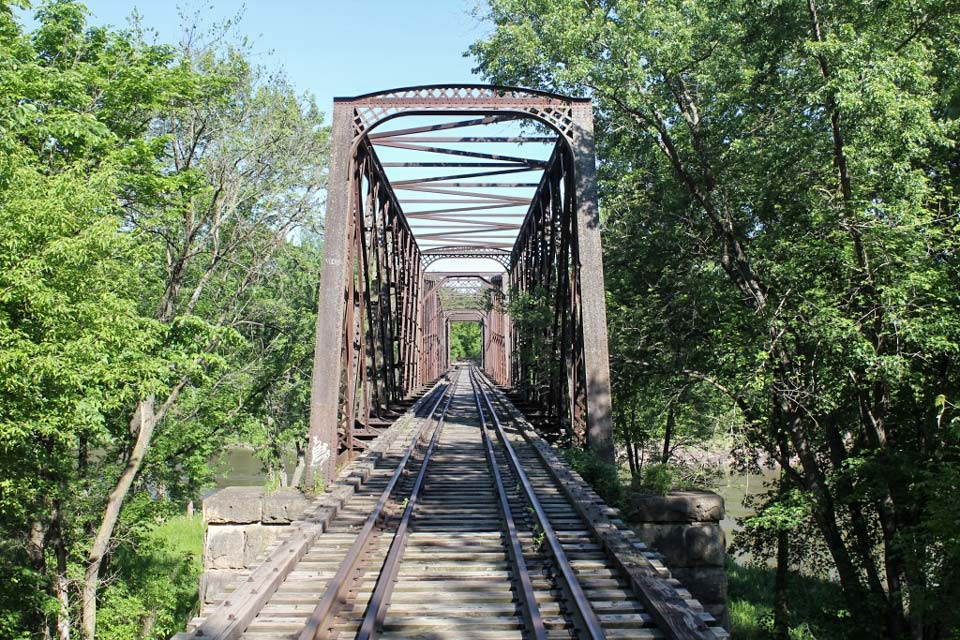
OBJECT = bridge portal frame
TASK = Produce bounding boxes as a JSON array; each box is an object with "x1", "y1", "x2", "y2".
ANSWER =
[
  {"x1": 424, "y1": 273, "x2": 510, "y2": 385},
  {"x1": 307, "y1": 85, "x2": 613, "y2": 486}
]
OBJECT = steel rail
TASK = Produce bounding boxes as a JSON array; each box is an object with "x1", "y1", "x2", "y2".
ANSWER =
[
  {"x1": 469, "y1": 368, "x2": 548, "y2": 640},
  {"x1": 474, "y1": 369, "x2": 720, "y2": 640},
  {"x1": 355, "y1": 368, "x2": 460, "y2": 640},
  {"x1": 473, "y1": 368, "x2": 608, "y2": 640},
  {"x1": 297, "y1": 375, "x2": 456, "y2": 640}
]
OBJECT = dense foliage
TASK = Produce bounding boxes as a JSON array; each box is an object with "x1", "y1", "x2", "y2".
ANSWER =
[
  {"x1": 471, "y1": 1, "x2": 960, "y2": 638},
  {"x1": 0, "y1": 2, "x2": 328, "y2": 637},
  {"x1": 449, "y1": 321, "x2": 482, "y2": 361}
]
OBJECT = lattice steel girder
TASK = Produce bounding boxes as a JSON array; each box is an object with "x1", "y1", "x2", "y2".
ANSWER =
[
  {"x1": 422, "y1": 246, "x2": 512, "y2": 269},
  {"x1": 307, "y1": 86, "x2": 613, "y2": 486}
]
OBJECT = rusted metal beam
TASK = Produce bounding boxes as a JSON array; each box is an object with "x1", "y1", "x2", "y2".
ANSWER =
[
  {"x1": 308, "y1": 84, "x2": 613, "y2": 485},
  {"x1": 401, "y1": 198, "x2": 530, "y2": 203},
  {"x1": 404, "y1": 203, "x2": 521, "y2": 215},
  {"x1": 381, "y1": 161, "x2": 529, "y2": 167},
  {"x1": 421, "y1": 240, "x2": 514, "y2": 248},
  {"x1": 389, "y1": 167, "x2": 535, "y2": 186},
  {"x1": 367, "y1": 114, "x2": 520, "y2": 139},
  {"x1": 401, "y1": 181, "x2": 540, "y2": 188},
  {"x1": 374, "y1": 140, "x2": 548, "y2": 166},
  {"x1": 396, "y1": 185, "x2": 532, "y2": 203},
  {"x1": 376, "y1": 136, "x2": 555, "y2": 143}
]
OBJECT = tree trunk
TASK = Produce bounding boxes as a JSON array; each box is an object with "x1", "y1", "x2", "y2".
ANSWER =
[
  {"x1": 81, "y1": 397, "x2": 156, "y2": 640},
  {"x1": 141, "y1": 610, "x2": 157, "y2": 639},
  {"x1": 51, "y1": 503, "x2": 71, "y2": 640},
  {"x1": 781, "y1": 403, "x2": 860, "y2": 582},
  {"x1": 773, "y1": 527, "x2": 790, "y2": 640},
  {"x1": 625, "y1": 432, "x2": 638, "y2": 479},
  {"x1": 27, "y1": 518, "x2": 46, "y2": 573},
  {"x1": 290, "y1": 441, "x2": 306, "y2": 488},
  {"x1": 662, "y1": 384, "x2": 689, "y2": 464},
  {"x1": 805, "y1": 7, "x2": 909, "y2": 630},
  {"x1": 29, "y1": 515, "x2": 51, "y2": 639},
  {"x1": 824, "y1": 415, "x2": 888, "y2": 602},
  {"x1": 662, "y1": 402, "x2": 675, "y2": 464},
  {"x1": 631, "y1": 409, "x2": 643, "y2": 475},
  {"x1": 879, "y1": 495, "x2": 908, "y2": 639},
  {"x1": 773, "y1": 468, "x2": 791, "y2": 640}
]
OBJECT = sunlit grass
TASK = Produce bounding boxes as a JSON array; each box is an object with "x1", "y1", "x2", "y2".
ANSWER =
[
  {"x1": 99, "y1": 513, "x2": 205, "y2": 640},
  {"x1": 727, "y1": 559, "x2": 849, "y2": 639},
  {"x1": 151, "y1": 514, "x2": 205, "y2": 568}
]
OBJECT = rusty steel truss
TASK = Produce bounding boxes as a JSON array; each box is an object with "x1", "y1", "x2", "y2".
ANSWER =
[
  {"x1": 422, "y1": 273, "x2": 509, "y2": 383},
  {"x1": 307, "y1": 86, "x2": 613, "y2": 485}
]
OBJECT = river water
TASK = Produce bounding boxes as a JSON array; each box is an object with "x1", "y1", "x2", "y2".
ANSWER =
[
  {"x1": 210, "y1": 447, "x2": 285, "y2": 487},
  {"x1": 716, "y1": 466, "x2": 779, "y2": 558}
]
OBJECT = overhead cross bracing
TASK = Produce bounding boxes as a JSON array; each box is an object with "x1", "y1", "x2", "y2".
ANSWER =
[
  {"x1": 428, "y1": 273, "x2": 503, "y2": 310},
  {"x1": 306, "y1": 85, "x2": 614, "y2": 490},
  {"x1": 420, "y1": 272, "x2": 509, "y2": 386},
  {"x1": 372, "y1": 114, "x2": 554, "y2": 265}
]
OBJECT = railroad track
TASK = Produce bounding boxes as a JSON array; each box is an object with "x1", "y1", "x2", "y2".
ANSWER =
[{"x1": 181, "y1": 365, "x2": 726, "y2": 640}]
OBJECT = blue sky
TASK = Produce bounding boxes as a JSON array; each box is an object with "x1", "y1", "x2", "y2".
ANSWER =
[
  {"x1": 21, "y1": 0, "x2": 534, "y2": 273},
  {"x1": 53, "y1": 1, "x2": 491, "y2": 121}
]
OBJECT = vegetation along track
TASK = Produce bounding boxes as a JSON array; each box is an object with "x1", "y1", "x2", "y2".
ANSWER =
[{"x1": 181, "y1": 365, "x2": 726, "y2": 640}]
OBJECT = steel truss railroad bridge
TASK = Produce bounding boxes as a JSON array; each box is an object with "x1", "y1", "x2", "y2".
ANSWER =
[
  {"x1": 306, "y1": 85, "x2": 614, "y2": 488},
  {"x1": 177, "y1": 87, "x2": 728, "y2": 640}
]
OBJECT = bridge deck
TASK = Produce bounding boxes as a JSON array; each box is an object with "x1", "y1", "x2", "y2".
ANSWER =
[{"x1": 178, "y1": 366, "x2": 726, "y2": 640}]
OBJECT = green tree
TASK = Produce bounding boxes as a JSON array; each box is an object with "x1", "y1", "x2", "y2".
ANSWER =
[
  {"x1": 471, "y1": 1, "x2": 960, "y2": 637},
  {"x1": 79, "y1": 18, "x2": 327, "y2": 637},
  {"x1": 221, "y1": 235, "x2": 324, "y2": 489},
  {"x1": 0, "y1": 2, "x2": 328, "y2": 637},
  {"x1": 0, "y1": 3, "x2": 183, "y2": 635},
  {"x1": 449, "y1": 321, "x2": 482, "y2": 361}
]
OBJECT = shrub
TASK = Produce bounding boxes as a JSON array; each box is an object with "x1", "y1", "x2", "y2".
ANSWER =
[{"x1": 562, "y1": 448, "x2": 624, "y2": 507}]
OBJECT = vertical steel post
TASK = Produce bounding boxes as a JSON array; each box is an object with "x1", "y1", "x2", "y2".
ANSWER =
[
  {"x1": 306, "y1": 103, "x2": 355, "y2": 488},
  {"x1": 570, "y1": 103, "x2": 614, "y2": 462}
]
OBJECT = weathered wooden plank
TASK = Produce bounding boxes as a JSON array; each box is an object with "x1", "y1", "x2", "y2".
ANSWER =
[
  {"x1": 478, "y1": 371, "x2": 725, "y2": 640},
  {"x1": 174, "y1": 381, "x2": 442, "y2": 640}
]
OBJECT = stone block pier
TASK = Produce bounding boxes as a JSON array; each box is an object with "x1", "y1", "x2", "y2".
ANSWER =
[
  {"x1": 631, "y1": 489, "x2": 729, "y2": 628},
  {"x1": 201, "y1": 486, "x2": 310, "y2": 603}
]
